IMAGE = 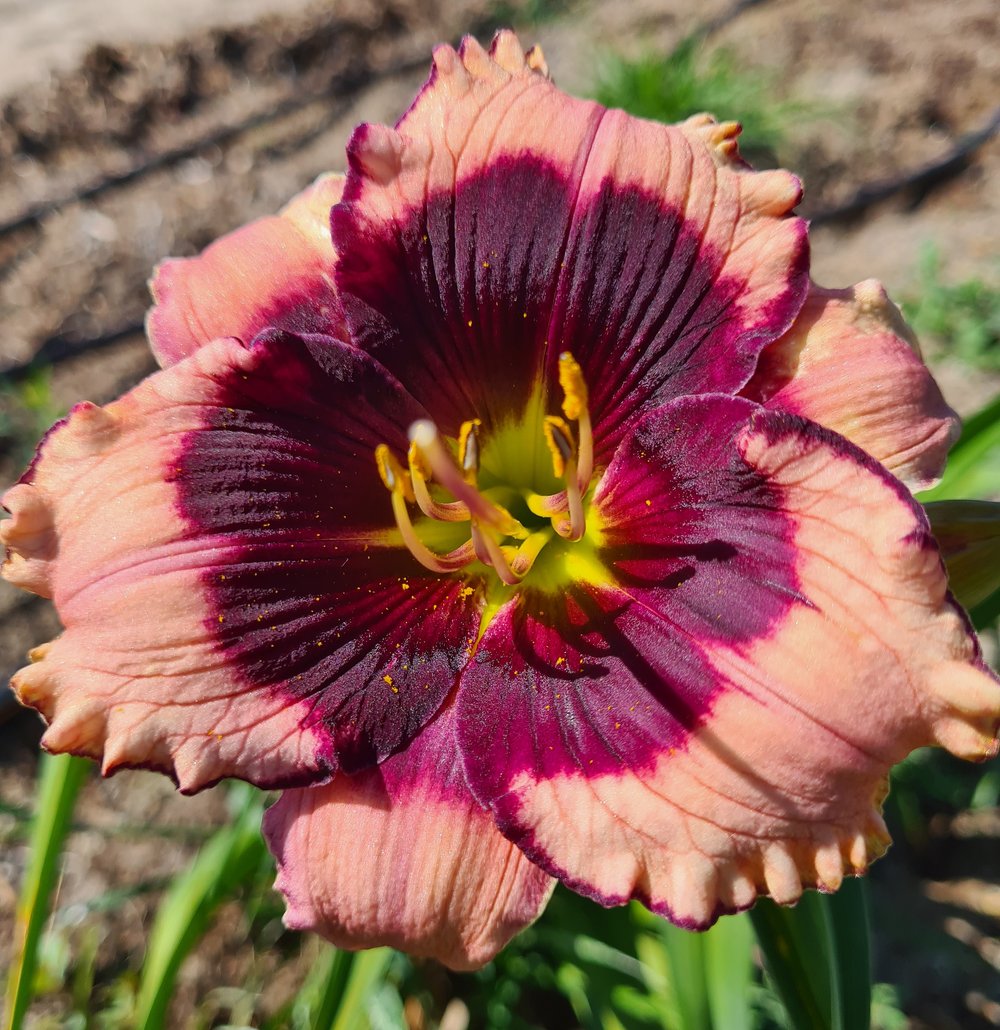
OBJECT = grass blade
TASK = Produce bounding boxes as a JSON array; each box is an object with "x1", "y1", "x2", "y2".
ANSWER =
[
  {"x1": 133, "y1": 783, "x2": 268, "y2": 1030},
  {"x1": 750, "y1": 893, "x2": 835, "y2": 1030},
  {"x1": 330, "y1": 948, "x2": 394, "y2": 1030},
  {"x1": 825, "y1": 879, "x2": 871, "y2": 1030},
  {"x1": 750, "y1": 885, "x2": 872, "y2": 1030},
  {"x1": 5, "y1": 752, "x2": 89, "y2": 1030},
  {"x1": 702, "y1": 914, "x2": 754, "y2": 1030},
  {"x1": 657, "y1": 923, "x2": 710, "y2": 1030},
  {"x1": 311, "y1": 947, "x2": 362, "y2": 1030}
]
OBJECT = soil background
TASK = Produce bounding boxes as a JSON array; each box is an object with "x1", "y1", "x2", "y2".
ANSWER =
[{"x1": 0, "y1": 0, "x2": 998, "y2": 1026}]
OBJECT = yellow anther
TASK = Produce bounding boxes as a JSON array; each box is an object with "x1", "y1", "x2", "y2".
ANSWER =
[
  {"x1": 407, "y1": 440, "x2": 432, "y2": 481},
  {"x1": 558, "y1": 352, "x2": 588, "y2": 422},
  {"x1": 543, "y1": 416, "x2": 575, "y2": 479},
  {"x1": 457, "y1": 418, "x2": 482, "y2": 480},
  {"x1": 542, "y1": 416, "x2": 584, "y2": 541},
  {"x1": 375, "y1": 444, "x2": 414, "y2": 502},
  {"x1": 510, "y1": 528, "x2": 554, "y2": 576}
]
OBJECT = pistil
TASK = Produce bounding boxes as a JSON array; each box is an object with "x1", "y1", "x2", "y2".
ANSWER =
[
  {"x1": 374, "y1": 353, "x2": 596, "y2": 586},
  {"x1": 409, "y1": 421, "x2": 521, "y2": 536}
]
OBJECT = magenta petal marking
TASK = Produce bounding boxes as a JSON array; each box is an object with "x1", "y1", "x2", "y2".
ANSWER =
[
  {"x1": 178, "y1": 330, "x2": 482, "y2": 773},
  {"x1": 457, "y1": 395, "x2": 800, "y2": 787},
  {"x1": 334, "y1": 151, "x2": 806, "y2": 456},
  {"x1": 456, "y1": 394, "x2": 999, "y2": 926}
]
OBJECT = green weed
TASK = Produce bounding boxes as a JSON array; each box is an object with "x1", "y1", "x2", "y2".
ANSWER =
[
  {"x1": 903, "y1": 247, "x2": 1000, "y2": 369},
  {"x1": 592, "y1": 36, "x2": 802, "y2": 163},
  {"x1": 0, "y1": 367, "x2": 64, "y2": 475}
]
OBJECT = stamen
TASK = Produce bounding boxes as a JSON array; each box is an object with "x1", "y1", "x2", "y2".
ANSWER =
[
  {"x1": 391, "y1": 494, "x2": 477, "y2": 576},
  {"x1": 378, "y1": 369, "x2": 594, "y2": 586},
  {"x1": 375, "y1": 444, "x2": 414, "y2": 502},
  {"x1": 510, "y1": 528, "x2": 554, "y2": 577},
  {"x1": 376, "y1": 444, "x2": 476, "y2": 573},
  {"x1": 390, "y1": 492, "x2": 476, "y2": 573},
  {"x1": 525, "y1": 489, "x2": 567, "y2": 519},
  {"x1": 458, "y1": 419, "x2": 482, "y2": 481},
  {"x1": 559, "y1": 352, "x2": 593, "y2": 488},
  {"x1": 407, "y1": 442, "x2": 470, "y2": 522},
  {"x1": 470, "y1": 523, "x2": 521, "y2": 586},
  {"x1": 543, "y1": 417, "x2": 584, "y2": 542},
  {"x1": 543, "y1": 416, "x2": 574, "y2": 479},
  {"x1": 409, "y1": 420, "x2": 523, "y2": 536}
]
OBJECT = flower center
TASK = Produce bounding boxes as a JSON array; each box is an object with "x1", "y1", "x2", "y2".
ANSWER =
[{"x1": 375, "y1": 352, "x2": 595, "y2": 587}]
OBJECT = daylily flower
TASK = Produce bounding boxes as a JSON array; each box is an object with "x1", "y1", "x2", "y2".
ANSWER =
[{"x1": 3, "y1": 32, "x2": 999, "y2": 970}]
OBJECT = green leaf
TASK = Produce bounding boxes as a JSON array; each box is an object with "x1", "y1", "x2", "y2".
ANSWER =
[
  {"x1": 923, "y1": 500, "x2": 1000, "y2": 609},
  {"x1": 656, "y1": 922, "x2": 710, "y2": 1030},
  {"x1": 288, "y1": 947, "x2": 363, "y2": 1030},
  {"x1": 750, "y1": 893, "x2": 834, "y2": 1030},
  {"x1": 330, "y1": 948, "x2": 395, "y2": 1030},
  {"x1": 918, "y1": 393, "x2": 1000, "y2": 502},
  {"x1": 133, "y1": 783, "x2": 268, "y2": 1030},
  {"x1": 969, "y1": 583, "x2": 1000, "y2": 631},
  {"x1": 750, "y1": 884, "x2": 872, "y2": 1030},
  {"x1": 703, "y1": 915, "x2": 754, "y2": 1030},
  {"x1": 5, "y1": 752, "x2": 89, "y2": 1030},
  {"x1": 825, "y1": 880, "x2": 872, "y2": 1030}
]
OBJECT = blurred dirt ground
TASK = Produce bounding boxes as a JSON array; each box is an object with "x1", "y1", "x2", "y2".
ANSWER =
[{"x1": 1, "y1": 0, "x2": 999, "y2": 1025}]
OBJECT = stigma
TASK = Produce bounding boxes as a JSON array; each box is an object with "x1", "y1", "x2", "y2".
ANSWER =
[{"x1": 375, "y1": 352, "x2": 595, "y2": 585}]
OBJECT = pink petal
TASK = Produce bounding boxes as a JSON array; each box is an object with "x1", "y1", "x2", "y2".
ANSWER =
[
  {"x1": 2, "y1": 332, "x2": 482, "y2": 793},
  {"x1": 333, "y1": 31, "x2": 807, "y2": 457},
  {"x1": 458, "y1": 397, "x2": 999, "y2": 927},
  {"x1": 747, "y1": 280, "x2": 959, "y2": 490},
  {"x1": 147, "y1": 174, "x2": 345, "y2": 367},
  {"x1": 265, "y1": 704, "x2": 554, "y2": 970}
]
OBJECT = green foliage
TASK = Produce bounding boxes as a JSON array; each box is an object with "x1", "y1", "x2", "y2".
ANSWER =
[
  {"x1": 592, "y1": 37, "x2": 797, "y2": 163},
  {"x1": 0, "y1": 367, "x2": 64, "y2": 474},
  {"x1": 750, "y1": 881, "x2": 871, "y2": 1030},
  {"x1": 869, "y1": 983, "x2": 908, "y2": 1030},
  {"x1": 489, "y1": 0, "x2": 572, "y2": 28},
  {"x1": 919, "y1": 393, "x2": 1000, "y2": 630},
  {"x1": 133, "y1": 783, "x2": 271, "y2": 1029},
  {"x1": 276, "y1": 945, "x2": 398, "y2": 1030},
  {"x1": 619, "y1": 903, "x2": 757, "y2": 1030},
  {"x1": 903, "y1": 248, "x2": 1000, "y2": 369},
  {"x1": 5, "y1": 753, "x2": 90, "y2": 1030}
]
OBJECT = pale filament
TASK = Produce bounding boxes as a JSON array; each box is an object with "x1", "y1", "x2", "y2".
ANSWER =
[
  {"x1": 527, "y1": 353, "x2": 592, "y2": 537},
  {"x1": 408, "y1": 442, "x2": 470, "y2": 522},
  {"x1": 543, "y1": 417, "x2": 585, "y2": 542},
  {"x1": 470, "y1": 522, "x2": 521, "y2": 586},
  {"x1": 376, "y1": 444, "x2": 477, "y2": 574},
  {"x1": 391, "y1": 492, "x2": 477, "y2": 573},
  {"x1": 412, "y1": 420, "x2": 525, "y2": 585},
  {"x1": 510, "y1": 528, "x2": 553, "y2": 576},
  {"x1": 377, "y1": 354, "x2": 594, "y2": 582}
]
